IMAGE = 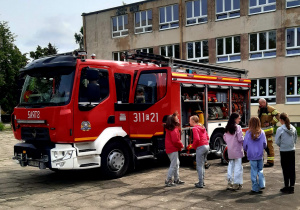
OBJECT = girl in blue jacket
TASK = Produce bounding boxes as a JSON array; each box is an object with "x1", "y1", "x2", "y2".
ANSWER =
[
  {"x1": 275, "y1": 112, "x2": 298, "y2": 194},
  {"x1": 243, "y1": 117, "x2": 267, "y2": 194}
]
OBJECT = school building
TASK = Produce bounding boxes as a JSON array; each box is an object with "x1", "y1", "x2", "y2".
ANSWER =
[{"x1": 82, "y1": 0, "x2": 300, "y2": 123}]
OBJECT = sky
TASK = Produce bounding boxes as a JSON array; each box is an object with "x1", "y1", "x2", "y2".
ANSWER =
[{"x1": 0, "y1": 0, "x2": 141, "y2": 55}]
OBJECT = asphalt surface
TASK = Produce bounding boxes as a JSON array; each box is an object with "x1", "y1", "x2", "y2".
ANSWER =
[{"x1": 0, "y1": 130, "x2": 300, "y2": 210}]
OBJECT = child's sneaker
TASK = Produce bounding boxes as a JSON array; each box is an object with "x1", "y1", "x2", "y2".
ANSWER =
[
  {"x1": 165, "y1": 179, "x2": 176, "y2": 187},
  {"x1": 227, "y1": 182, "x2": 233, "y2": 190},
  {"x1": 232, "y1": 184, "x2": 241, "y2": 190},
  {"x1": 174, "y1": 179, "x2": 185, "y2": 184},
  {"x1": 289, "y1": 186, "x2": 294, "y2": 194},
  {"x1": 195, "y1": 182, "x2": 203, "y2": 188}
]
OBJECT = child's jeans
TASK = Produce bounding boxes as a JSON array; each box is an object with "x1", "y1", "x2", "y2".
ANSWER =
[
  {"x1": 166, "y1": 151, "x2": 179, "y2": 181},
  {"x1": 250, "y1": 159, "x2": 265, "y2": 192},
  {"x1": 227, "y1": 158, "x2": 243, "y2": 184},
  {"x1": 196, "y1": 145, "x2": 209, "y2": 185}
]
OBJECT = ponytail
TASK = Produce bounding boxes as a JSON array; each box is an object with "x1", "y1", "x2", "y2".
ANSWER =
[{"x1": 280, "y1": 112, "x2": 290, "y2": 130}]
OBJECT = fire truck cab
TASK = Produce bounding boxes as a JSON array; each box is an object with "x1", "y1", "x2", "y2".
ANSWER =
[{"x1": 12, "y1": 51, "x2": 250, "y2": 178}]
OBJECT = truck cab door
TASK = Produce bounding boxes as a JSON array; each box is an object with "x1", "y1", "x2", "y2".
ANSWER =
[
  {"x1": 73, "y1": 66, "x2": 113, "y2": 142},
  {"x1": 128, "y1": 68, "x2": 171, "y2": 139}
]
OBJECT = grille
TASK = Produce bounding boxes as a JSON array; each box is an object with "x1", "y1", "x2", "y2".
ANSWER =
[{"x1": 21, "y1": 127, "x2": 50, "y2": 141}]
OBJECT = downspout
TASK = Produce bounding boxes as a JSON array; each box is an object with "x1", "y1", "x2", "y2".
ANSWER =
[
  {"x1": 179, "y1": 0, "x2": 183, "y2": 59},
  {"x1": 82, "y1": 14, "x2": 87, "y2": 52}
]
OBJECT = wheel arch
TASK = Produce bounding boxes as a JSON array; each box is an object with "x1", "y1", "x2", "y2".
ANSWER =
[{"x1": 92, "y1": 127, "x2": 135, "y2": 169}]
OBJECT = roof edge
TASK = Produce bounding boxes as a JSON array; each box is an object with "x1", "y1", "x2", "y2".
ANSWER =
[{"x1": 82, "y1": 0, "x2": 156, "y2": 16}]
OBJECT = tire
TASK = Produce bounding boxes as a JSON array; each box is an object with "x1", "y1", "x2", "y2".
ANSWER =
[
  {"x1": 101, "y1": 141, "x2": 130, "y2": 179},
  {"x1": 211, "y1": 132, "x2": 226, "y2": 158}
]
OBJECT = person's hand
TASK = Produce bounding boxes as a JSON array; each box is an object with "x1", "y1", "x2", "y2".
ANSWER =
[{"x1": 264, "y1": 122, "x2": 269, "y2": 126}]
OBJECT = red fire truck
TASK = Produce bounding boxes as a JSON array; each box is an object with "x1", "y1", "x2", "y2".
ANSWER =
[{"x1": 12, "y1": 51, "x2": 250, "y2": 178}]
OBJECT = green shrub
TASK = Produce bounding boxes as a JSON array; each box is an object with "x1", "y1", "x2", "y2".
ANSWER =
[{"x1": 0, "y1": 122, "x2": 4, "y2": 131}]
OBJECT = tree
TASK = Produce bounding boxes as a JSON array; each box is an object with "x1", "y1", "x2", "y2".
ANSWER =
[
  {"x1": 0, "y1": 21, "x2": 28, "y2": 114},
  {"x1": 74, "y1": 26, "x2": 84, "y2": 50},
  {"x1": 29, "y1": 43, "x2": 58, "y2": 59}
]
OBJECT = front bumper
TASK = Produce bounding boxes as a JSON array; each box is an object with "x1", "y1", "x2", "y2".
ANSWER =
[
  {"x1": 13, "y1": 143, "x2": 100, "y2": 170},
  {"x1": 13, "y1": 143, "x2": 76, "y2": 170}
]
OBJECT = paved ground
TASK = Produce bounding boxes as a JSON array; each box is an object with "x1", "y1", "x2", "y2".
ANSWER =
[{"x1": 0, "y1": 130, "x2": 300, "y2": 210}]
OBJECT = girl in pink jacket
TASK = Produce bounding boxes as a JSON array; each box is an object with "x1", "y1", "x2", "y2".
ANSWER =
[
  {"x1": 223, "y1": 112, "x2": 244, "y2": 190},
  {"x1": 164, "y1": 112, "x2": 184, "y2": 187}
]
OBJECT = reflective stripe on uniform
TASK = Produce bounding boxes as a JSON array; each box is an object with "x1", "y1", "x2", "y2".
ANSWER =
[
  {"x1": 262, "y1": 113, "x2": 268, "y2": 115},
  {"x1": 267, "y1": 157, "x2": 274, "y2": 160},
  {"x1": 272, "y1": 110, "x2": 279, "y2": 115},
  {"x1": 263, "y1": 128, "x2": 274, "y2": 133},
  {"x1": 273, "y1": 117, "x2": 279, "y2": 123},
  {"x1": 268, "y1": 137, "x2": 272, "y2": 141},
  {"x1": 268, "y1": 113, "x2": 272, "y2": 115}
]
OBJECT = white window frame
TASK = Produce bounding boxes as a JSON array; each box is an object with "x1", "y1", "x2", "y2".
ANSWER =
[
  {"x1": 286, "y1": 0, "x2": 300, "y2": 8},
  {"x1": 286, "y1": 76, "x2": 300, "y2": 104},
  {"x1": 134, "y1": 10, "x2": 153, "y2": 34},
  {"x1": 249, "y1": 0, "x2": 276, "y2": 15},
  {"x1": 186, "y1": 40, "x2": 209, "y2": 62},
  {"x1": 112, "y1": 15, "x2": 128, "y2": 38},
  {"x1": 249, "y1": 30, "x2": 277, "y2": 60},
  {"x1": 216, "y1": 0, "x2": 240, "y2": 21},
  {"x1": 112, "y1": 51, "x2": 127, "y2": 61},
  {"x1": 286, "y1": 27, "x2": 300, "y2": 56},
  {"x1": 159, "y1": 5, "x2": 179, "y2": 30},
  {"x1": 216, "y1": 36, "x2": 241, "y2": 63},
  {"x1": 186, "y1": 0, "x2": 208, "y2": 26},
  {"x1": 160, "y1": 44, "x2": 180, "y2": 58},
  {"x1": 251, "y1": 78, "x2": 276, "y2": 105},
  {"x1": 136, "y1": 48, "x2": 153, "y2": 54}
]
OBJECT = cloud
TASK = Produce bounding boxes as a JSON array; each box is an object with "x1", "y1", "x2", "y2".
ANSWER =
[{"x1": 23, "y1": 15, "x2": 80, "y2": 53}]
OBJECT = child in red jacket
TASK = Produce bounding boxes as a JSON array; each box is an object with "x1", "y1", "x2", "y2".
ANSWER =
[
  {"x1": 165, "y1": 112, "x2": 184, "y2": 187},
  {"x1": 190, "y1": 115, "x2": 209, "y2": 188}
]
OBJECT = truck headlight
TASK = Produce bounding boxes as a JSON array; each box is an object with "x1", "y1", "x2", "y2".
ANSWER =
[{"x1": 62, "y1": 150, "x2": 73, "y2": 160}]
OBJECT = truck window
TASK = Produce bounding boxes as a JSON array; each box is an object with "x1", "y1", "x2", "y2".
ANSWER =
[
  {"x1": 114, "y1": 73, "x2": 131, "y2": 103},
  {"x1": 134, "y1": 72, "x2": 167, "y2": 104},
  {"x1": 79, "y1": 68, "x2": 109, "y2": 104}
]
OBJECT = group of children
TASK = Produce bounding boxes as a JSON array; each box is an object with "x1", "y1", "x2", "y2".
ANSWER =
[{"x1": 164, "y1": 112, "x2": 298, "y2": 194}]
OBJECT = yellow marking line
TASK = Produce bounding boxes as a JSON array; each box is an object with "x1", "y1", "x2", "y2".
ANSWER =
[
  {"x1": 193, "y1": 75, "x2": 217, "y2": 80},
  {"x1": 74, "y1": 137, "x2": 98, "y2": 142}
]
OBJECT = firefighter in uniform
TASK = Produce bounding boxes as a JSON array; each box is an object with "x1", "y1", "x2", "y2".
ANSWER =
[{"x1": 258, "y1": 98, "x2": 280, "y2": 167}]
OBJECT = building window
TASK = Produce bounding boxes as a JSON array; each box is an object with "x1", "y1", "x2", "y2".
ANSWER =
[
  {"x1": 216, "y1": 36, "x2": 240, "y2": 63},
  {"x1": 112, "y1": 15, "x2": 128, "y2": 38},
  {"x1": 216, "y1": 0, "x2": 240, "y2": 20},
  {"x1": 287, "y1": 0, "x2": 300, "y2": 8},
  {"x1": 160, "y1": 44, "x2": 180, "y2": 58},
  {"x1": 186, "y1": 0, "x2": 208, "y2": 25},
  {"x1": 286, "y1": 27, "x2": 300, "y2": 56},
  {"x1": 135, "y1": 10, "x2": 152, "y2": 34},
  {"x1": 159, "y1": 4, "x2": 179, "y2": 30},
  {"x1": 251, "y1": 78, "x2": 276, "y2": 104},
  {"x1": 249, "y1": 0, "x2": 276, "y2": 15},
  {"x1": 136, "y1": 48, "x2": 153, "y2": 54},
  {"x1": 286, "y1": 76, "x2": 300, "y2": 103},
  {"x1": 249, "y1": 30, "x2": 276, "y2": 60},
  {"x1": 187, "y1": 40, "x2": 209, "y2": 63},
  {"x1": 113, "y1": 51, "x2": 126, "y2": 61}
]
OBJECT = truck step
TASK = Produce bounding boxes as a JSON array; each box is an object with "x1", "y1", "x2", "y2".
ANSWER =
[
  {"x1": 79, "y1": 163, "x2": 99, "y2": 167},
  {"x1": 135, "y1": 143, "x2": 152, "y2": 147},
  {"x1": 136, "y1": 151, "x2": 156, "y2": 160}
]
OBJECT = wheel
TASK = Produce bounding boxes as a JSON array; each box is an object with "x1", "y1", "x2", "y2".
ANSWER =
[
  {"x1": 101, "y1": 141, "x2": 130, "y2": 179},
  {"x1": 211, "y1": 132, "x2": 226, "y2": 157}
]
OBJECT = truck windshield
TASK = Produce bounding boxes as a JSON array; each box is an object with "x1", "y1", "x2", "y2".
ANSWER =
[{"x1": 19, "y1": 68, "x2": 75, "y2": 107}]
